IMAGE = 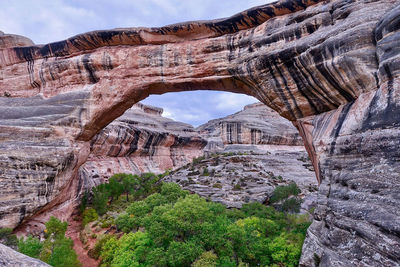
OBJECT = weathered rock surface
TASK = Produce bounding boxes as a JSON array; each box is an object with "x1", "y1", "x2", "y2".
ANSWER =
[
  {"x1": 0, "y1": 32, "x2": 34, "y2": 50},
  {"x1": 1, "y1": 0, "x2": 400, "y2": 265},
  {"x1": 198, "y1": 102, "x2": 304, "y2": 152},
  {"x1": 164, "y1": 150, "x2": 317, "y2": 209},
  {"x1": 80, "y1": 102, "x2": 206, "y2": 186},
  {"x1": 0, "y1": 244, "x2": 50, "y2": 267}
]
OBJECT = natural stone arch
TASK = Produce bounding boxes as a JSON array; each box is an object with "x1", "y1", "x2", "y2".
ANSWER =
[{"x1": 0, "y1": 0, "x2": 399, "y2": 266}]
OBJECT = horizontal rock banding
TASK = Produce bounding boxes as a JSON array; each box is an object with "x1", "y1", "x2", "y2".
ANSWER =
[
  {"x1": 81, "y1": 103, "x2": 206, "y2": 185},
  {"x1": 0, "y1": 0, "x2": 400, "y2": 265}
]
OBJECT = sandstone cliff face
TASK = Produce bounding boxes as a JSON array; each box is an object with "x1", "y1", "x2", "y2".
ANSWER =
[
  {"x1": 167, "y1": 102, "x2": 315, "y2": 208},
  {"x1": 1, "y1": 0, "x2": 400, "y2": 265},
  {"x1": 80, "y1": 103, "x2": 206, "y2": 187},
  {"x1": 198, "y1": 102, "x2": 304, "y2": 152}
]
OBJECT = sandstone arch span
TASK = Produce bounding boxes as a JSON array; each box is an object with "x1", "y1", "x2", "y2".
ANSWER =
[{"x1": 0, "y1": 0, "x2": 399, "y2": 265}]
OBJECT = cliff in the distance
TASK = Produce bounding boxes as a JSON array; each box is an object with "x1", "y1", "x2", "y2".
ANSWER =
[
  {"x1": 198, "y1": 102, "x2": 304, "y2": 152},
  {"x1": 80, "y1": 103, "x2": 207, "y2": 187},
  {"x1": 165, "y1": 102, "x2": 315, "y2": 208},
  {"x1": 1, "y1": 0, "x2": 400, "y2": 265}
]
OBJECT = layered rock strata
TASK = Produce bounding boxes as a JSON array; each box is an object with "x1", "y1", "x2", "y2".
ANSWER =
[
  {"x1": 168, "y1": 102, "x2": 315, "y2": 208},
  {"x1": 198, "y1": 102, "x2": 304, "y2": 152},
  {"x1": 0, "y1": 0, "x2": 400, "y2": 265},
  {"x1": 80, "y1": 103, "x2": 206, "y2": 186}
]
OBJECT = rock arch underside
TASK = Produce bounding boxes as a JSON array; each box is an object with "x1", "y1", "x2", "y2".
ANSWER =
[{"x1": 0, "y1": 0, "x2": 399, "y2": 265}]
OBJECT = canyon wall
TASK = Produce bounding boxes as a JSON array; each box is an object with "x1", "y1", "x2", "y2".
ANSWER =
[
  {"x1": 198, "y1": 102, "x2": 304, "y2": 152},
  {"x1": 0, "y1": 0, "x2": 399, "y2": 265},
  {"x1": 167, "y1": 102, "x2": 316, "y2": 208},
  {"x1": 80, "y1": 102, "x2": 206, "y2": 186}
]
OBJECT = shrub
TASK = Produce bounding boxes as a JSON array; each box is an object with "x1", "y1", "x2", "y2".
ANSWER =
[
  {"x1": 88, "y1": 235, "x2": 113, "y2": 260},
  {"x1": 167, "y1": 240, "x2": 204, "y2": 267},
  {"x1": 45, "y1": 216, "x2": 68, "y2": 239},
  {"x1": 213, "y1": 183, "x2": 222, "y2": 189},
  {"x1": 18, "y1": 217, "x2": 81, "y2": 267},
  {"x1": 192, "y1": 156, "x2": 205, "y2": 165},
  {"x1": 269, "y1": 183, "x2": 301, "y2": 203},
  {"x1": 116, "y1": 213, "x2": 136, "y2": 233},
  {"x1": 233, "y1": 184, "x2": 242, "y2": 191},
  {"x1": 0, "y1": 228, "x2": 18, "y2": 248},
  {"x1": 160, "y1": 182, "x2": 188, "y2": 203},
  {"x1": 81, "y1": 208, "x2": 98, "y2": 227},
  {"x1": 93, "y1": 182, "x2": 311, "y2": 267},
  {"x1": 106, "y1": 176, "x2": 124, "y2": 203},
  {"x1": 18, "y1": 236, "x2": 42, "y2": 258},
  {"x1": 92, "y1": 184, "x2": 109, "y2": 216},
  {"x1": 280, "y1": 198, "x2": 302, "y2": 213},
  {"x1": 202, "y1": 167, "x2": 210, "y2": 176},
  {"x1": 41, "y1": 237, "x2": 81, "y2": 267},
  {"x1": 78, "y1": 191, "x2": 89, "y2": 214}
]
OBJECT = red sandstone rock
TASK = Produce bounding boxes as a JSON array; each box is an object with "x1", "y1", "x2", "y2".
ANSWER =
[
  {"x1": 1, "y1": 0, "x2": 400, "y2": 265},
  {"x1": 81, "y1": 103, "x2": 206, "y2": 186}
]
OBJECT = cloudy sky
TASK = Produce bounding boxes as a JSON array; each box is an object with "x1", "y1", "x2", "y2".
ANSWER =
[{"x1": 0, "y1": 0, "x2": 273, "y2": 126}]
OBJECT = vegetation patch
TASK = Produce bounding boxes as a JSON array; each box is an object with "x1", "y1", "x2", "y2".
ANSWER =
[
  {"x1": 90, "y1": 181, "x2": 310, "y2": 267},
  {"x1": 18, "y1": 216, "x2": 80, "y2": 267}
]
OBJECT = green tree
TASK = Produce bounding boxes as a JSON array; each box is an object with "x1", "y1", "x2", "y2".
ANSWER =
[
  {"x1": 44, "y1": 216, "x2": 68, "y2": 240},
  {"x1": 17, "y1": 217, "x2": 82, "y2": 267},
  {"x1": 18, "y1": 236, "x2": 43, "y2": 258},
  {"x1": 106, "y1": 176, "x2": 124, "y2": 203},
  {"x1": 78, "y1": 191, "x2": 89, "y2": 214},
  {"x1": 92, "y1": 184, "x2": 109, "y2": 216},
  {"x1": 192, "y1": 251, "x2": 218, "y2": 267},
  {"x1": 121, "y1": 174, "x2": 137, "y2": 201},
  {"x1": 81, "y1": 208, "x2": 98, "y2": 227},
  {"x1": 40, "y1": 237, "x2": 81, "y2": 267},
  {"x1": 96, "y1": 182, "x2": 311, "y2": 267},
  {"x1": 167, "y1": 240, "x2": 204, "y2": 267},
  {"x1": 269, "y1": 183, "x2": 301, "y2": 203}
]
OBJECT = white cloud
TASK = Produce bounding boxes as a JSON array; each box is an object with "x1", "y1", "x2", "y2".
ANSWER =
[
  {"x1": 0, "y1": 0, "x2": 274, "y2": 44},
  {"x1": 142, "y1": 91, "x2": 258, "y2": 126},
  {"x1": 215, "y1": 93, "x2": 257, "y2": 111}
]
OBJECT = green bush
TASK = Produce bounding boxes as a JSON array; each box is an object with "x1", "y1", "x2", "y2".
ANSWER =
[
  {"x1": 269, "y1": 183, "x2": 301, "y2": 203},
  {"x1": 44, "y1": 216, "x2": 68, "y2": 239},
  {"x1": 192, "y1": 251, "x2": 218, "y2": 267},
  {"x1": 192, "y1": 156, "x2": 205, "y2": 165},
  {"x1": 18, "y1": 217, "x2": 81, "y2": 267},
  {"x1": 213, "y1": 183, "x2": 222, "y2": 189},
  {"x1": 0, "y1": 228, "x2": 18, "y2": 248},
  {"x1": 88, "y1": 235, "x2": 113, "y2": 260},
  {"x1": 280, "y1": 198, "x2": 302, "y2": 213},
  {"x1": 100, "y1": 183, "x2": 310, "y2": 267},
  {"x1": 233, "y1": 184, "x2": 241, "y2": 191},
  {"x1": 78, "y1": 191, "x2": 89, "y2": 214},
  {"x1": 81, "y1": 208, "x2": 98, "y2": 227},
  {"x1": 18, "y1": 236, "x2": 42, "y2": 258},
  {"x1": 106, "y1": 176, "x2": 124, "y2": 203},
  {"x1": 92, "y1": 184, "x2": 109, "y2": 216}
]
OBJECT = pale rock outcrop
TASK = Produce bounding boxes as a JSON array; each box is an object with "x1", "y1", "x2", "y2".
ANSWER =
[
  {"x1": 164, "y1": 151, "x2": 317, "y2": 209},
  {"x1": 0, "y1": 244, "x2": 50, "y2": 267},
  {"x1": 0, "y1": 0, "x2": 400, "y2": 265}
]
